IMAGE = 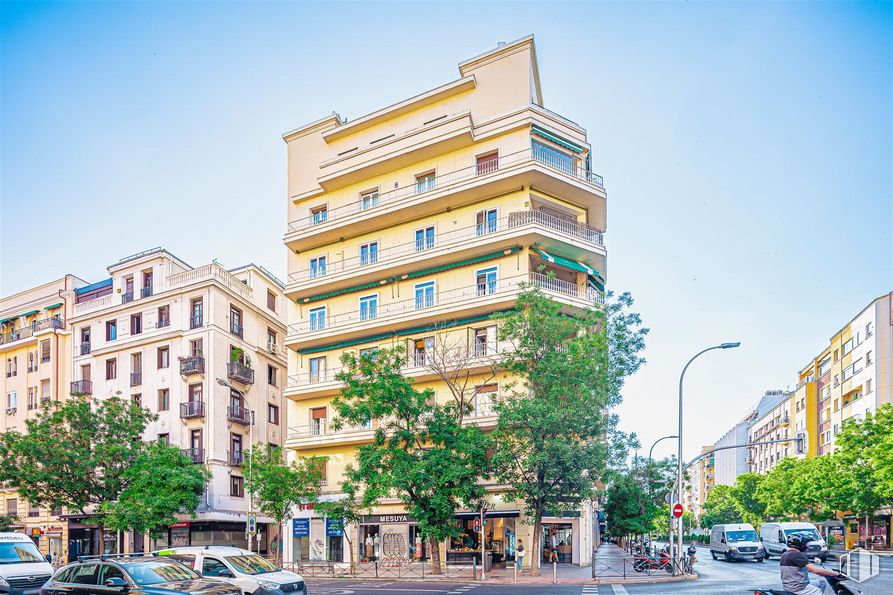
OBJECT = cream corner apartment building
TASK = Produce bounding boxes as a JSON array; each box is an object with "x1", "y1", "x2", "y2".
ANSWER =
[
  {"x1": 67, "y1": 248, "x2": 287, "y2": 559},
  {"x1": 281, "y1": 36, "x2": 607, "y2": 568}
]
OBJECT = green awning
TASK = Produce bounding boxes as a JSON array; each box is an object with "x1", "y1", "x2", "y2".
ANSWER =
[
  {"x1": 299, "y1": 247, "x2": 522, "y2": 304},
  {"x1": 532, "y1": 125, "x2": 584, "y2": 154},
  {"x1": 587, "y1": 276, "x2": 605, "y2": 293},
  {"x1": 45, "y1": 303, "x2": 63, "y2": 310},
  {"x1": 20, "y1": 310, "x2": 40, "y2": 317},
  {"x1": 0, "y1": 316, "x2": 17, "y2": 324},
  {"x1": 531, "y1": 246, "x2": 599, "y2": 276}
]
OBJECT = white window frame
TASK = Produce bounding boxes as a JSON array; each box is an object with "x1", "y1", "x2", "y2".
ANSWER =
[
  {"x1": 310, "y1": 205, "x2": 328, "y2": 226},
  {"x1": 475, "y1": 207, "x2": 499, "y2": 236},
  {"x1": 415, "y1": 171, "x2": 436, "y2": 194},
  {"x1": 359, "y1": 241, "x2": 380, "y2": 266},
  {"x1": 309, "y1": 306, "x2": 327, "y2": 332},
  {"x1": 360, "y1": 188, "x2": 380, "y2": 211},
  {"x1": 414, "y1": 281, "x2": 436, "y2": 309},
  {"x1": 415, "y1": 225, "x2": 436, "y2": 252},
  {"x1": 476, "y1": 266, "x2": 498, "y2": 296},
  {"x1": 359, "y1": 294, "x2": 378, "y2": 321},
  {"x1": 309, "y1": 255, "x2": 328, "y2": 279}
]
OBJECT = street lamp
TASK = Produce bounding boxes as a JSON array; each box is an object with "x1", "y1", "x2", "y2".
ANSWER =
[
  {"x1": 217, "y1": 377, "x2": 255, "y2": 552},
  {"x1": 672, "y1": 342, "x2": 739, "y2": 573},
  {"x1": 647, "y1": 435, "x2": 678, "y2": 462}
]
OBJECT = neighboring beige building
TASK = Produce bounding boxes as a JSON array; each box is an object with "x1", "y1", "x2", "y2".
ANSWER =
[
  {"x1": 1, "y1": 275, "x2": 86, "y2": 560},
  {"x1": 282, "y1": 36, "x2": 607, "y2": 568},
  {"x1": 747, "y1": 390, "x2": 793, "y2": 475},
  {"x1": 67, "y1": 248, "x2": 287, "y2": 559}
]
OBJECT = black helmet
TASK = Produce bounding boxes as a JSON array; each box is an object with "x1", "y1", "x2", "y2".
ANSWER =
[{"x1": 786, "y1": 534, "x2": 808, "y2": 551}]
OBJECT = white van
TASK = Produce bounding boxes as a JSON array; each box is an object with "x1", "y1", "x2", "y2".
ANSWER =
[
  {"x1": 760, "y1": 522, "x2": 828, "y2": 561},
  {"x1": 0, "y1": 533, "x2": 54, "y2": 595},
  {"x1": 709, "y1": 523, "x2": 765, "y2": 562},
  {"x1": 154, "y1": 546, "x2": 305, "y2": 595}
]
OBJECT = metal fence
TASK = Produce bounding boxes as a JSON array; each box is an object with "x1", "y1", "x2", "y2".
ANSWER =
[{"x1": 280, "y1": 559, "x2": 477, "y2": 580}]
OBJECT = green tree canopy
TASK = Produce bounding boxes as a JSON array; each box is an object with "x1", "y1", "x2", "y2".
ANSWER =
[{"x1": 701, "y1": 485, "x2": 744, "y2": 528}]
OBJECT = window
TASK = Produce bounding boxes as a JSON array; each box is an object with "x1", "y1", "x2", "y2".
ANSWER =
[
  {"x1": 190, "y1": 298, "x2": 203, "y2": 328},
  {"x1": 41, "y1": 380, "x2": 50, "y2": 401},
  {"x1": 309, "y1": 256, "x2": 327, "y2": 278},
  {"x1": 267, "y1": 329, "x2": 278, "y2": 351},
  {"x1": 842, "y1": 338, "x2": 854, "y2": 356},
  {"x1": 106, "y1": 320, "x2": 117, "y2": 341},
  {"x1": 27, "y1": 387, "x2": 38, "y2": 411},
  {"x1": 188, "y1": 383, "x2": 203, "y2": 402},
  {"x1": 415, "y1": 172, "x2": 435, "y2": 194},
  {"x1": 309, "y1": 306, "x2": 326, "y2": 331},
  {"x1": 473, "y1": 384, "x2": 498, "y2": 416},
  {"x1": 317, "y1": 458, "x2": 328, "y2": 484},
  {"x1": 71, "y1": 563, "x2": 99, "y2": 585},
  {"x1": 230, "y1": 306, "x2": 243, "y2": 337},
  {"x1": 360, "y1": 242, "x2": 379, "y2": 266},
  {"x1": 476, "y1": 267, "x2": 497, "y2": 296},
  {"x1": 360, "y1": 189, "x2": 380, "y2": 210},
  {"x1": 311, "y1": 407, "x2": 327, "y2": 435},
  {"x1": 230, "y1": 346, "x2": 246, "y2": 365},
  {"x1": 834, "y1": 399, "x2": 839, "y2": 412},
  {"x1": 132, "y1": 394, "x2": 142, "y2": 407},
  {"x1": 309, "y1": 357, "x2": 326, "y2": 382},
  {"x1": 866, "y1": 321, "x2": 874, "y2": 337},
  {"x1": 842, "y1": 359, "x2": 863, "y2": 382},
  {"x1": 834, "y1": 349, "x2": 839, "y2": 362},
  {"x1": 157, "y1": 346, "x2": 169, "y2": 369},
  {"x1": 157, "y1": 305, "x2": 170, "y2": 328},
  {"x1": 475, "y1": 208, "x2": 498, "y2": 235},
  {"x1": 818, "y1": 356, "x2": 831, "y2": 376},
  {"x1": 27, "y1": 352, "x2": 35, "y2": 372},
  {"x1": 311, "y1": 205, "x2": 328, "y2": 225},
  {"x1": 268, "y1": 404, "x2": 279, "y2": 425},
  {"x1": 476, "y1": 152, "x2": 499, "y2": 175},
  {"x1": 359, "y1": 347, "x2": 378, "y2": 360},
  {"x1": 359, "y1": 295, "x2": 378, "y2": 321},
  {"x1": 267, "y1": 364, "x2": 278, "y2": 387},
  {"x1": 414, "y1": 281, "x2": 435, "y2": 309},
  {"x1": 267, "y1": 289, "x2": 277, "y2": 312},
  {"x1": 105, "y1": 358, "x2": 117, "y2": 380},
  {"x1": 229, "y1": 477, "x2": 244, "y2": 498},
  {"x1": 866, "y1": 350, "x2": 873, "y2": 366},
  {"x1": 474, "y1": 326, "x2": 497, "y2": 356},
  {"x1": 158, "y1": 433, "x2": 169, "y2": 445},
  {"x1": 158, "y1": 389, "x2": 169, "y2": 411},
  {"x1": 415, "y1": 226, "x2": 435, "y2": 251},
  {"x1": 866, "y1": 379, "x2": 872, "y2": 394},
  {"x1": 40, "y1": 339, "x2": 50, "y2": 363},
  {"x1": 413, "y1": 337, "x2": 434, "y2": 366},
  {"x1": 833, "y1": 374, "x2": 839, "y2": 387},
  {"x1": 131, "y1": 353, "x2": 142, "y2": 386},
  {"x1": 130, "y1": 313, "x2": 142, "y2": 335},
  {"x1": 532, "y1": 140, "x2": 575, "y2": 174},
  {"x1": 834, "y1": 424, "x2": 840, "y2": 436},
  {"x1": 190, "y1": 338, "x2": 203, "y2": 357}
]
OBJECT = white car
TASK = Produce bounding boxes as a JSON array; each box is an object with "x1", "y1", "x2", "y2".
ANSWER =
[
  {"x1": 154, "y1": 546, "x2": 305, "y2": 595},
  {"x1": 760, "y1": 522, "x2": 828, "y2": 561},
  {"x1": 0, "y1": 532, "x2": 54, "y2": 595}
]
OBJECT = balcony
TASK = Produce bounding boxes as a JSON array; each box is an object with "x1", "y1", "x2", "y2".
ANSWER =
[
  {"x1": 285, "y1": 210, "x2": 605, "y2": 300},
  {"x1": 71, "y1": 380, "x2": 92, "y2": 395},
  {"x1": 286, "y1": 272, "x2": 602, "y2": 351},
  {"x1": 284, "y1": 147, "x2": 606, "y2": 251},
  {"x1": 227, "y1": 361, "x2": 255, "y2": 385},
  {"x1": 286, "y1": 422, "x2": 375, "y2": 450},
  {"x1": 0, "y1": 318, "x2": 64, "y2": 347},
  {"x1": 180, "y1": 401, "x2": 205, "y2": 419},
  {"x1": 230, "y1": 322, "x2": 243, "y2": 338},
  {"x1": 140, "y1": 286, "x2": 153, "y2": 298},
  {"x1": 156, "y1": 318, "x2": 171, "y2": 329},
  {"x1": 227, "y1": 450, "x2": 244, "y2": 466},
  {"x1": 130, "y1": 372, "x2": 142, "y2": 387},
  {"x1": 180, "y1": 356, "x2": 205, "y2": 375},
  {"x1": 182, "y1": 448, "x2": 205, "y2": 463},
  {"x1": 227, "y1": 405, "x2": 253, "y2": 425},
  {"x1": 189, "y1": 315, "x2": 203, "y2": 329},
  {"x1": 122, "y1": 292, "x2": 134, "y2": 304},
  {"x1": 80, "y1": 342, "x2": 91, "y2": 355}
]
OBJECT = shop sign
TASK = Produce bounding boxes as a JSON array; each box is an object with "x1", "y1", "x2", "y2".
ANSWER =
[
  {"x1": 30, "y1": 528, "x2": 43, "y2": 536},
  {"x1": 169, "y1": 522, "x2": 191, "y2": 529},
  {"x1": 293, "y1": 519, "x2": 310, "y2": 537},
  {"x1": 325, "y1": 518, "x2": 344, "y2": 537},
  {"x1": 360, "y1": 514, "x2": 413, "y2": 524},
  {"x1": 299, "y1": 503, "x2": 315, "y2": 511}
]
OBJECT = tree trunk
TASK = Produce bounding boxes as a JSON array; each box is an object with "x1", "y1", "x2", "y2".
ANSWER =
[
  {"x1": 530, "y1": 516, "x2": 543, "y2": 577},
  {"x1": 345, "y1": 535, "x2": 354, "y2": 576},
  {"x1": 97, "y1": 523, "x2": 105, "y2": 555},
  {"x1": 429, "y1": 537, "x2": 442, "y2": 574}
]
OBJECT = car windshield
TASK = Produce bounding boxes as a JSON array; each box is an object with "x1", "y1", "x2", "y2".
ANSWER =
[
  {"x1": 0, "y1": 541, "x2": 45, "y2": 564},
  {"x1": 121, "y1": 560, "x2": 199, "y2": 585},
  {"x1": 225, "y1": 555, "x2": 279, "y2": 575},
  {"x1": 727, "y1": 530, "x2": 758, "y2": 542},
  {"x1": 786, "y1": 529, "x2": 821, "y2": 542}
]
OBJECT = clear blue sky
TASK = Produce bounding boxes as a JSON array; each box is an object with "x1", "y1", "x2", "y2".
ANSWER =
[{"x1": 2, "y1": 1, "x2": 891, "y2": 461}]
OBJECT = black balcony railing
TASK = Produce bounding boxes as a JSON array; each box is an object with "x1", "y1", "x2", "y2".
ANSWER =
[
  {"x1": 227, "y1": 406, "x2": 252, "y2": 425},
  {"x1": 130, "y1": 372, "x2": 142, "y2": 386},
  {"x1": 182, "y1": 447, "x2": 205, "y2": 463},
  {"x1": 156, "y1": 318, "x2": 170, "y2": 328},
  {"x1": 180, "y1": 401, "x2": 205, "y2": 419},
  {"x1": 140, "y1": 286, "x2": 153, "y2": 298},
  {"x1": 190, "y1": 315, "x2": 203, "y2": 329},
  {"x1": 230, "y1": 322, "x2": 243, "y2": 338},
  {"x1": 180, "y1": 356, "x2": 205, "y2": 375},
  {"x1": 122, "y1": 292, "x2": 134, "y2": 304},
  {"x1": 71, "y1": 380, "x2": 92, "y2": 395},
  {"x1": 80, "y1": 342, "x2": 91, "y2": 355},
  {"x1": 227, "y1": 361, "x2": 255, "y2": 385},
  {"x1": 228, "y1": 450, "x2": 244, "y2": 466}
]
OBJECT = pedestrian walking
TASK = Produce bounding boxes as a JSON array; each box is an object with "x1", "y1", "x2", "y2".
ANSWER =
[
  {"x1": 516, "y1": 539, "x2": 525, "y2": 573},
  {"x1": 549, "y1": 530, "x2": 559, "y2": 563}
]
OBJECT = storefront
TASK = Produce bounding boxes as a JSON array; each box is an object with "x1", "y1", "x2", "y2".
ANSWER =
[
  {"x1": 150, "y1": 521, "x2": 269, "y2": 554},
  {"x1": 358, "y1": 514, "x2": 413, "y2": 563},
  {"x1": 447, "y1": 511, "x2": 519, "y2": 565},
  {"x1": 845, "y1": 515, "x2": 890, "y2": 549},
  {"x1": 289, "y1": 505, "x2": 349, "y2": 563},
  {"x1": 65, "y1": 516, "x2": 121, "y2": 562}
]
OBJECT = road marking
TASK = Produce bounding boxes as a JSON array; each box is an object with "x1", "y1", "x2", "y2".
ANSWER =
[
  {"x1": 611, "y1": 585, "x2": 629, "y2": 595},
  {"x1": 582, "y1": 586, "x2": 599, "y2": 594}
]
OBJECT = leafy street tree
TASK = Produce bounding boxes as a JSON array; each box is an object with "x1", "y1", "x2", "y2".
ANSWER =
[
  {"x1": 758, "y1": 455, "x2": 843, "y2": 521},
  {"x1": 701, "y1": 485, "x2": 744, "y2": 528},
  {"x1": 0, "y1": 396, "x2": 156, "y2": 553},
  {"x1": 333, "y1": 347, "x2": 489, "y2": 574},
  {"x1": 103, "y1": 441, "x2": 210, "y2": 538},
  {"x1": 315, "y1": 481, "x2": 365, "y2": 573},
  {"x1": 0, "y1": 514, "x2": 19, "y2": 533},
  {"x1": 244, "y1": 446, "x2": 324, "y2": 564},
  {"x1": 490, "y1": 288, "x2": 647, "y2": 574},
  {"x1": 604, "y1": 474, "x2": 653, "y2": 540},
  {"x1": 731, "y1": 473, "x2": 767, "y2": 526}
]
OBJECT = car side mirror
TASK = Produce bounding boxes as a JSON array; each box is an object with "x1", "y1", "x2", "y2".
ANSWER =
[
  {"x1": 720, "y1": 538, "x2": 725, "y2": 544},
  {"x1": 217, "y1": 569, "x2": 233, "y2": 578},
  {"x1": 104, "y1": 577, "x2": 129, "y2": 591}
]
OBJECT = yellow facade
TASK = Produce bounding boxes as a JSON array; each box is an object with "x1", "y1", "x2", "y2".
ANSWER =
[
  {"x1": 0, "y1": 275, "x2": 86, "y2": 560},
  {"x1": 282, "y1": 36, "x2": 606, "y2": 567}
]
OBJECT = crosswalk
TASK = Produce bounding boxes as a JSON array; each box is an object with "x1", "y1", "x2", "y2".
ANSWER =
[{"x1": 582, "y1": 585, "x2": 629, "y2": 595}]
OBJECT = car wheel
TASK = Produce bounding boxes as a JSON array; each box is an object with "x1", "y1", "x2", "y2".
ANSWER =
[
  {"x1": 764, "y1": 551, "x2": 770, "y2": 559},
  {"x1": 724, "y1": 551, "x2": 732, "y2": 562},
  {"x1": 711, "y1": 551, "x2": 717, "y2": 560},
  {"x1": 757, "y1": 555, "x2": 764, "y2": 563}
]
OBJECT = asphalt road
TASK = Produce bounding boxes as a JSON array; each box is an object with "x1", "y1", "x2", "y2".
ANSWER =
[{"x1": 305, "y1": 549, "x2": 893, "y2": 594}]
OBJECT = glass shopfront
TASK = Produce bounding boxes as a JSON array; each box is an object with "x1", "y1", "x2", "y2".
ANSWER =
[
  {"x1": 447, "y1": 513, "x2": 517, "y2": 565},
  {"x1": 542, "y1": 523, "x2": 573, "y2": 564}
]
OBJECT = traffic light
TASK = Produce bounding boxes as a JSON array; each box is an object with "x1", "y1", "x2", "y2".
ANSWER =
[{"x1": 795, "y1": 432, "x2": 807, "y2": 455}]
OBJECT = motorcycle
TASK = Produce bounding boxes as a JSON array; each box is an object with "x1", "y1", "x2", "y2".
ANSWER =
[
  {"x1": 753, "y1": 558, "x2": 864, "y2": 595},
  {"x1": 632, "y1": 549, "x2": 672, "y2": 573}
]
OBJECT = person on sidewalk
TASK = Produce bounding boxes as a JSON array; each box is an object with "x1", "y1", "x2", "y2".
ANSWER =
[
  {"x1": 516, "y1": 539, "x2": 525, "y2": 573},
  {"x1": 549, "y1": 531, "x2": 559, "y2": 563}
]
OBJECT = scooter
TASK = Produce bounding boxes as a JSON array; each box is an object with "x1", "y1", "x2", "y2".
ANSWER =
[
  {"x1": 632, "y1": 548, "x2": 672, "y2": 573},
  {"x1": 753, "y1": 558, "x2": 864, "y2": 595}
]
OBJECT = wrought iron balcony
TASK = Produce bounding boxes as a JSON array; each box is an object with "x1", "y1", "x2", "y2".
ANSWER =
[
  {"x1": 230, "y1": 322, "x2": 243, "y2": 338},
  {"x1": 182, "y1": 447, "x2": 205, "y2": 463},
  {"x1": 190, "y1": 315, "x2": 203, "y2": 329},
  {"x1": 71, "y1": 380, "x2": 92, "y2": 395},
  {"x1": 130, "y1": 372, "x2": 142, "y2": 387},
  {"x1": 227, "y1": 450, "x2": 244, "y2": 466},
  {"x1": 80, "y1": 342, "x2": 91, "y2": 355},
  {"x1": 156, "y1": 318, "x2": 170, "y2": 328},
  {"x1": 227, "y1": 361, "x2": 255, "y2": 385},
  {"x1": 180, "y1": 356, "x2": 205, "y2": 375},
  {"x1": 227, "y1": 405, "x2": 252, "y2": 425},
  {"x1": 180, "y1": 400, "x2": 205, "y2": 419},
  {"x1": 0, "y1": 318, "x2": 65, "y2": 345},
  {"x1": 140, "y1": 286, "x2": 153, "y2": 298},
  {"x1": 122, "y1": 292, "x2": 134, "y2": 304}
]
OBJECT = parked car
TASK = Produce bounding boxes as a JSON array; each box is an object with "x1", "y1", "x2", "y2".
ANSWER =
[
  {"x1": 709, "y1": 523, "x2": 765, "y2": 562},
  {"x1": 153, "y1": 547, "x2": 305, "y2": 595},
  {"x1": 39, "y1": 555, "x2": 242, "y2": 595},
  {"x1": 0, "y1": 532, "x2": 55, "y2": 595},
  {"x1": 760, "y1": 521, "x2": 828, "y2": 561}
]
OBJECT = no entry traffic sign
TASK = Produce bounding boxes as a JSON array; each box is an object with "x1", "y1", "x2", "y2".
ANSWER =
[{"x1": 672, "y1": 503, "x2": 684, "y2": 518}]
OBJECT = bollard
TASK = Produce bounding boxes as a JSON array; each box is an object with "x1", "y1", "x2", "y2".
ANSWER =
[
  {"x1": 472, "y1": 558, "x2": 477, "y2": 581},
  {"x1": 513, "y1": 562, "x2": 517, "y2": 583},
  {"x1": 552, "y1": 561, "x2": 557, "y2": 584}
]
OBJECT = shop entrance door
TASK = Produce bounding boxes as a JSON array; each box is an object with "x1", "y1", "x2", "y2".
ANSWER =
[{"x1": 542, "y1": 523, "x2": 573, "y2": 564}]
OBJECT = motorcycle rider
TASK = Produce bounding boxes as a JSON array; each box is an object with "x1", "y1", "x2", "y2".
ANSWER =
[{"x1": 780, "y1": 534, "x2": 842, "y2": 594}]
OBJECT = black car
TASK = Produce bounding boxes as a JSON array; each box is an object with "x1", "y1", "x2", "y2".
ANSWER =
[{"x1": 39, "y1": 557, "x2": 242, "y2": 595}]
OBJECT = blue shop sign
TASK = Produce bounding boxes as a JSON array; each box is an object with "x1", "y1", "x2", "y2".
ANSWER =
[
  {"x1": 326, "y1": 517, "x2": 344, "y2": 537},
  {"x1": 293, "y1": 518, "x2": 310, "y2": 537}
]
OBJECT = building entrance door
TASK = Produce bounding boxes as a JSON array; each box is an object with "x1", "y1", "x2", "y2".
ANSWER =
[{"x1": 542, "y1": 523, "x2": 573, "y2": 564}]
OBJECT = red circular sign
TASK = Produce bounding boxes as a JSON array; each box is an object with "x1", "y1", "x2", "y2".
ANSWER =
[{"x1": 672, "y1": 503, "x2": 684, "y2": 518}]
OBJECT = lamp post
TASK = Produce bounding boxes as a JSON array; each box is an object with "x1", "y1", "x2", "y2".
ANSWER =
[
  {"x1": 648, "y1": 435, "x2": 678, "y2": 463},
  {"x1": 673, "y1": 342, "x2": 739, "y2": 574},
  {"x1": 218, "y1": 377, "x2": 254, "y2": 552}
]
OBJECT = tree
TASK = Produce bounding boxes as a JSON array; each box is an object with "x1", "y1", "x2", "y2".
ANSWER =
[
  {"x1": 103, "y1": 441, "x2": 210, "y2": 538},
  {"x1": 315, "y1": 481, "x2": 365, "y2": 573},
  {"x1": 0, "y1": 514, "x2": 19, "y2": 532},
  {"x1": 244, "y1": 445, "x2": 323, "y2": 565},
  {"x1": 701, "y1": 485, "x2": 743, "y2": 528},
  {"x1": 490, "y1": 288, "x2": 647, "y2": 574},
  {"x1": 0, "y1": 396, "x2": 155, "y2": 553},
  {"x1": 604, "y1": 474, "x2": 653, "y2": 539},
  {"x1": 333, "y1": 347, "x2": 489, "y2": 574},
  {"x1": 732, "y1": 473, "x2": 767, "y2": 527}
]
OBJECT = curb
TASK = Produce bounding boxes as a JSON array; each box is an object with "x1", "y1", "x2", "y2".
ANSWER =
[{"x1": 304, "y1": 573, "x2": 699, "y2": 586}]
